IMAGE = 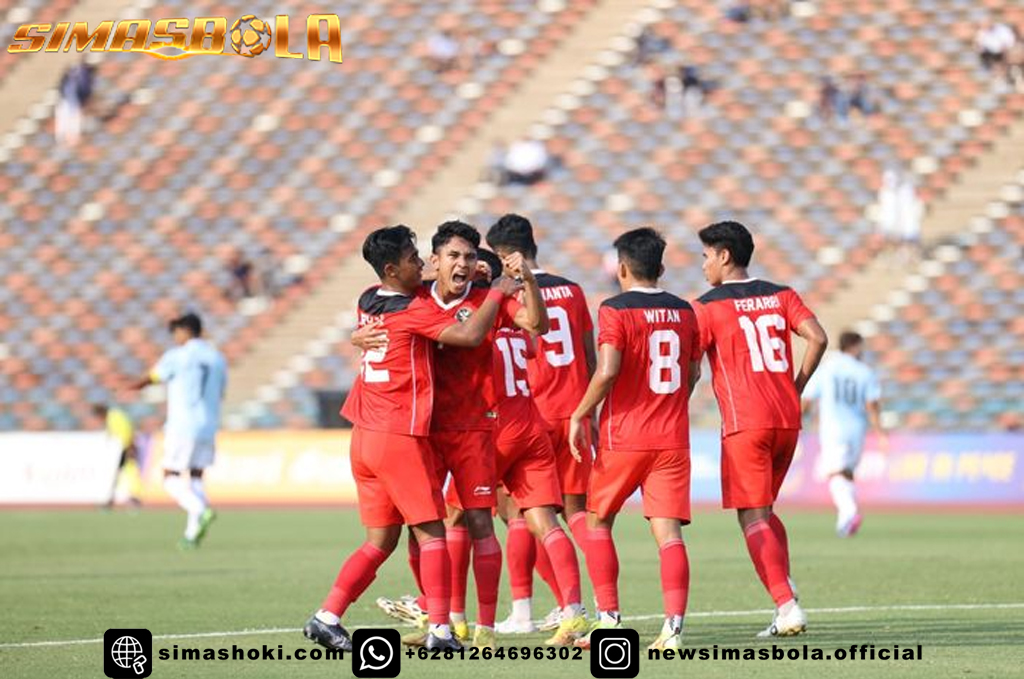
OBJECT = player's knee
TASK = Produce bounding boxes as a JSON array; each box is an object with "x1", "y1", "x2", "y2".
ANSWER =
[{"x1": 464, "y1": 510, "x2": 494, "y2": 538}]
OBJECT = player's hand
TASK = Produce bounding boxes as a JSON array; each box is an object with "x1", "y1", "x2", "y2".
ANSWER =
[
  {"x1": 568, "y1": 416, "x2": 588, "y2": 462},
  {"x1": 492, "y1": 275, "x2": 524, "y2": 297},
  {"x1": 502, "y1": 253, "x2": 533, "y2": 283},
  {"x1": 351, "y1": 319, "x2": 388, "y2": 352},
  {"x1": 474, "y1": 261, "x2": 493, "y2": 283}
]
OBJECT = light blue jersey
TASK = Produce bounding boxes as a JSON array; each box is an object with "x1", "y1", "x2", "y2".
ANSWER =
[
  {"x1": 804, "y1": 352, "x2": 881, "y2": 445},
  {"x1": 152, "y1": 338, "x2": 227, "y2": 441}
]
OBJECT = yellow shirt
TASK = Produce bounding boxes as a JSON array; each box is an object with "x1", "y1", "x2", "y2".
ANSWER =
[{"x1": 106, "y1": 408, "x2": 134, "y2": 450}]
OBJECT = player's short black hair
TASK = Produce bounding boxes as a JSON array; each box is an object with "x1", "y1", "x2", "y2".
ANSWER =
[
  {"x1": 477, "y1": 248, "x2": 504, "y2": 282},
  {"x1": 91, "y1": 403, "x2": 108, "y2": 418},
  {"x1": 839, "y1": 331, "x2": 865, "y2": 352},
  {"x1": 486, "y1": 213, "x2": 538, "y2": 259},
  {"x1": 432, "y1": 220, "x2": 480, "y2": 253},
  {"x1": 698, "y1": 220, "x2": 755, "y2": 267},
  {"x1": 169, "y1": 312, "x2": 202, "y2": 337},
  {"x1": 363, "y1": 224, "x2": 417, "y2": 278},
  {"x1": 613, "y1": 227, "x2": 665, "y2": 281}
]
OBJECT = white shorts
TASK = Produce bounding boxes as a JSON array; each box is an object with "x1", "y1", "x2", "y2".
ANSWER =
[
  {"x1": 163, "y1": 435, "x2": 216, "y2": 472},
  {"x1": 816, "y1": 434, "x2": 865, "y2": 476}
]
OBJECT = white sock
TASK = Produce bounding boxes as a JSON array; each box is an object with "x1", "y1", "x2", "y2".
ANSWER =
[
  {"x1": 663, "y1": 615, "x2": 683, "y2": 635},
  {"x1": 429, "y1": 623, "x2": 451, "y2": 639},
  {"x1": 778, "y1": 599, "x2": 797, "y2": 616},
  {"x1": 163, "y1": 475, "x2": 205, "y2": 539},
  {"x1": 190, "y1": 477, "x2": 209, "y2": 509},
  {"x1": 315, "y1": 610, "x2": 340, "y2": 626},
  {"x1": 828, "y1": 475, "x2": 858, "y2": 524},
  {"x1": 563, "y1": 603, "x2": 584, "y2": 619},
  {"x1": 449, "y1": 611, "x2": 466, "y2": 624},
  {"x1": 599, "y1": 611, "x2": 620, "y2": 625},
  {"x1": 511, "y1": 598, "x2": 532, "y2": 621}
]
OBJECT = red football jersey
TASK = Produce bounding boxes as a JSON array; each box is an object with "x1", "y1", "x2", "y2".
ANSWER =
[
  {"x1": 525, "y1": 272, "x2": 594, "y2": 421},
  {"x1": 692, "y1": 279, "x2": 817, "y2": 436},
  {"x1": 492, "y1": 326, "x2": 544, "y2": 440},
  {"x1": 430, "y1": 283, "x2": 521, "y2": 432},
  {"x1": 596, "y1": 288, "x2": 700, "y2": 451},
  {"x1": 341, "y1": 286, "x2": 456, "y2": 437}
]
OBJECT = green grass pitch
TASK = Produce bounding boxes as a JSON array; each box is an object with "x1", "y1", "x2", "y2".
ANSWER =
[{"x1": 1, "y1": 509, "x2": 1021, "y2": 678}]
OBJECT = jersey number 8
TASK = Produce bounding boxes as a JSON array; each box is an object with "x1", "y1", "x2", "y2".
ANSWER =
[{"x1": 648, "y1": 330, "x2": 682, "y2": 394}]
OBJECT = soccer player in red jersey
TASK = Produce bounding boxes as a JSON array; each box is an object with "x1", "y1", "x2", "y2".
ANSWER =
[
  {"x1": 568, "y1": 228, "x2": 701, "y2": 651},
  {"x1": 692, "y1": 220, "x2": 828, "y2": 638},
  {"x1": 444, "y1": 248, "x2": 588, "y2": 646},
  {"x1": 303, "y1": 225, "x2": 519, "y2": 653},
  {"x1": 397, "y1": 221, "x2": 548, "y2": 649},
  {"x1": 485, "y1": 214, "x2": 596, "y2": 632}
]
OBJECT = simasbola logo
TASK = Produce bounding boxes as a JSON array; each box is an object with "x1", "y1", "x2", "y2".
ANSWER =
[{"x1": 6, "y1": 14, "x2": 342, "y2": 62}]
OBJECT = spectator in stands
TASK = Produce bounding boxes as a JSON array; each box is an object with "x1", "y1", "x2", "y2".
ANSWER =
[
  {"x1": 848, "y1": 73, "x2": 879, "y2": 118},
  {"x1": 224, "y1": 249, "x2": 256, "y2": 300},
  {"x1": 56, "y1": 59, "x2": 96, "y2": 147},
  {"x1": 818, "y1": 76, "x2": 848, "y2": 121},
  {"x1": 634, "y1": 25, "x2": 672, "y2": 65},
  {"x1": 975, "y1": 19, "x2": 1016, "y2": 75},
  {"x1": 723, "y1": 2, "x2": 752, "y2": 23},
  {"x1": 426, "y1": 29, "x2": 460, "y2": 72},
  {"x1": 504, "y1": 137, "x2": 549, "y2": 185},
  {"x1": 254, "y1": 248, "x2": 280, "y2": 299}
]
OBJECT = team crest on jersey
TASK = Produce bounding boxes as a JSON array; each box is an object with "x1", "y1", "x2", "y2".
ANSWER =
[{"x1": 456, "y1": 307, "x2": 472, "y2": 322}]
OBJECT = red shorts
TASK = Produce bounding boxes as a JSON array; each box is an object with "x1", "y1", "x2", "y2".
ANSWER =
[
  {"x1": 349, "y1": 426, "x2": 445, "y2": 528},
  {"x1": 545, "y1": 418, "x2": 592, "y2": 495},
  {"x1": 431, "y1": 429, "x2": 497, "y2": 510},
  {"x1": 447, "y1": 422, "x2": 561, "y2": 511},
  {"x1": 720, "y1": 428, "x2": 800, "y2": 509},
  {"x1": 587, "y1": 447, "x2": 691, "y2": 522}
]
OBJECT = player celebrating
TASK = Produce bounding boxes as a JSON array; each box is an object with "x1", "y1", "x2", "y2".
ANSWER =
[
  {"x1": 692, "y1": 221, "x2": 828, "y2": 638},
  {"x1": 485, "y1": 213, "x2": 596, "y2": 633},
  {"x1": 306, "y1": 225, "x2": 519, "y2": 653},
  {"x1": 802, "y1": 330, "x2": 886, "y2": 537},
  {"x1": 127, "y1": 313, "x2": 226, "y2": 549},
  {"x1": 568, "y1": 228, "x2": 701, "y2": 651}
]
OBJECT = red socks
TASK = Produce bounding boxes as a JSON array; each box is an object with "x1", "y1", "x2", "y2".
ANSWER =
[
  {"x1": 541, "y1": 527, "x2": 582, "y2": 606},
  {"x1": 658, "y1": 538, "x2": 689, "y2": 617},
  {"x1": 768, "y1": 512, "x2": 791, "y2": 577},
  {"x1": 419, "y1": 537, "x2": 452, "y2": 625},
  {"x1": 506, "y1": 519, "x2": 535, "y2": 600},
  {"x1": 407, "y1": 538, "x2": 428, "y2": 611},
  {"x1": 534, "y1": 536, "x2": 565, "y2": 607},
  {"x1": 472, "y1": 535, "x2": 502, "y2": 627},
  {"x1": 586, "y1": 526, "x2": 619, "y2": 612},
  {"x1": 447, "y1": 526, "x2": 471, "y2": 615},
  {"x1": 568, "y1": 512, "x2": 588, "y2": 550},
  {"x1": 744, "y1": 519, "x2": 794, "y2": 606},
  {"x1": 321, "y1": 543, "x2": 389, "y2": 617}
]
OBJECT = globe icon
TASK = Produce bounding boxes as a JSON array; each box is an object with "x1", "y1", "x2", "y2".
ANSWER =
[
  {"x1": 111, "y1": 635, "x2": 144, "y2": 669},
  {"x1": 230, "y1": 15, "x2": 273, "y2": 58}
]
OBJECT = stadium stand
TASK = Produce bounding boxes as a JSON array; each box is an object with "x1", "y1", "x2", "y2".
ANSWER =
[{"x1": 0, "y1": 0, "x2": 1021, "y2": 431}]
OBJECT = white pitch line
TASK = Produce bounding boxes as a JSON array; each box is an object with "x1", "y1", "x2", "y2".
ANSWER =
[{"x1": 2, "y1": 602, "x2": 1022, "y2": 650}]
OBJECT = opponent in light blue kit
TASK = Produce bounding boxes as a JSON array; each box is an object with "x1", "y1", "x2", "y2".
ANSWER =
[
  {"x1": 802, "y1": 331, "x2": 885, "y2": 537},
  {"x1": 130, "y1": 313, "x2": 227, "y2": 548}
]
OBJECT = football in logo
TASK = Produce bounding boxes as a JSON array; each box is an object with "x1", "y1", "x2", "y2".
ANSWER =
[
  {"x1": 230, "y1": 15, "x2": 272, "y2": 57},
  {"x1": 456, "y1": 308, "x2": 472, "y2": 322}
]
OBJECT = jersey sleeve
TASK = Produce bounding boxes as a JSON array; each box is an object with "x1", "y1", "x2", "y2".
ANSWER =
[
  {"x1": 597, "y1": 305, "x2": 625, "y2": 350},
  {"x1": 782, "y1": 288, "x2": 816, "y2": 330},
  {"x1": 866, "y1": 369, "x2": 882, "y2": 402},
  {"x1": 150, "y1": 349, "x2": 177, "y2": 383},
  {"x1": 692, "y1": 301, "x2": 713, "y2": 354}
]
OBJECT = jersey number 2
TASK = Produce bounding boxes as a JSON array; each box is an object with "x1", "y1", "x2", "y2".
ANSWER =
[
  {"x1": 362, "y1": 347, "x2": 389, "y2": 383},
  {"x1": 738, "y1": 314, "x2": 789, "y2": 373}
]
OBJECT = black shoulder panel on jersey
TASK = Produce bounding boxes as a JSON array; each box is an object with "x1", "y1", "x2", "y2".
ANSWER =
[
  {"x1": 601, "y1": 291, "x2": 694, "y2": 311},
  {"x1": 358, "y1": 287, "x2": 414, "y2": 315},
  {"x1": 535, "y1": 272, "x2": 580, "y2": 289},
  {"x1": 696, "y1": 280, "x2": 790, "y2": 304}
]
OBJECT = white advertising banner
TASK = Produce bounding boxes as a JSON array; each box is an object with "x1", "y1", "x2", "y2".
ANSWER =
[{"x1": 0, "y1": 433, "x2": 122, "y2": 504}]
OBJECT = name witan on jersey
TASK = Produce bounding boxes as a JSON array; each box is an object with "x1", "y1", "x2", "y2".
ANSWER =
[
  {"x1": 540, "y1": 285, "x2": 576, "y2": 302},
  {"x1": 643, "y1": 308, "x2": 683, "y2": 323},
  {"x1": 733, "y1": 295, "x2": 782, "y2": 313}
]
